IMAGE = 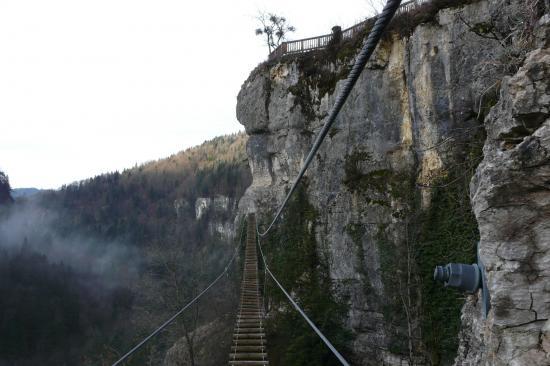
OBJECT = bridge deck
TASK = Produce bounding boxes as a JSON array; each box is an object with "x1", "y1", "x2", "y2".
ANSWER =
[{"x1": 229, "y1": 216, "x2": 269, "y2": 365}]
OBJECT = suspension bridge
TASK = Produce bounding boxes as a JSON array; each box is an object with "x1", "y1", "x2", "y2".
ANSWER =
[
  {"x1": 230, "y1": 216, "x2": 268, "y2": 365},
  {"x1": 111, "y1": 1, "x2": 405, "y2": 364}
]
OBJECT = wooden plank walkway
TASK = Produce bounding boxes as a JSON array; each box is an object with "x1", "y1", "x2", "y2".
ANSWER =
[{"x1": 229, "y1": 216, "x2": 269, "y2": 366}]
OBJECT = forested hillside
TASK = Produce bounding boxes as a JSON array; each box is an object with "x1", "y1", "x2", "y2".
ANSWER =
[
  {"x1": 44, "y1": 133, "x2": 249, "y2": 243},
  {"x1": 0, "y1": 133, "x2": 251, "y2": 365}
]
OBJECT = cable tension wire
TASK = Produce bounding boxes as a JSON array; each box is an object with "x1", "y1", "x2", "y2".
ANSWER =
[
  {"x1": 112, "y1": 220, "x2": 247, "y2": 366},
  {"x1": 257, "y1": 0, "x2": 403, "y2": 237},
  {"x1": 255, "y1": 219, "x2": 350, "y2": 366}
]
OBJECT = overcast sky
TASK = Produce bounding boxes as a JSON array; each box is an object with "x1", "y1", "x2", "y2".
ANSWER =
[{"x1": 1, "y1": 0, "x2": 377, "y2": 189}]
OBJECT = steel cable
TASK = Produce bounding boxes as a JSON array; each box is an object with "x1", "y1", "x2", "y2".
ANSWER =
[
  {"x1": 257, "y1": 0, "x2": 403, "y2": 237},
  {"x1": 113, "y1": 0, "x2": 403, "y2": 362},
  {"x1": 112, "y1": 219, "x2": 247, "y2": 366},
  {"x1": 255, "y1": 218, "x2": 351, "y2": 366}
]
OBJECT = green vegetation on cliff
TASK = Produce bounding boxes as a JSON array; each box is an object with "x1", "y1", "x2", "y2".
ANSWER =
[
  {"x1": 261, "y1": 182, "x2": 351, "y2": 366},
  {"x1": 415, "y1": 141, "x2": 483, "y2": 365},
  {"x1": 341, "y1": 133, "x2": 483, "y2": 365}
]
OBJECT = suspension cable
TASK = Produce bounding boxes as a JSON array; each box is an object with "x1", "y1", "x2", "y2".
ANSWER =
[
  {"x1": 257, "y1": 0, "x2": 403, "y2": 237},
  {"x1": 112, "y1": 219, "x2": 247, "y2": 366},
  {"x1": 255, "y1": 219, "x2": 351, "y2": 366}
]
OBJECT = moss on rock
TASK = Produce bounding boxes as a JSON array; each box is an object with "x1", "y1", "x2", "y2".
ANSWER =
[{"x1": 261, "y1": 183, "x2": 352, "y2": 366}]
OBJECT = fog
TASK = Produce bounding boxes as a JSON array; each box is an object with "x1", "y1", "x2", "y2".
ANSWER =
[{"x1": 0, "y1": 200, "x2": 139, "y2": 286}]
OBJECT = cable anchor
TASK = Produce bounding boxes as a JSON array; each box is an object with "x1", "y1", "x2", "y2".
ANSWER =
[{"x1": 433, "y1": 246, "x2": 491, "y2": 318}]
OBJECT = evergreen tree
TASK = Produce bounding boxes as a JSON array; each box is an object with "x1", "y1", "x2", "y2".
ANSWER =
[{"x1": 0, "y1": 171, "x2": 14, "y2": 205}]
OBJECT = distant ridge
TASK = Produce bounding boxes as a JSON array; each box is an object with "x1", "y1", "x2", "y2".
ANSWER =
[{"x1": 11, "y1": 188, "x2": 41, "y2": 199}]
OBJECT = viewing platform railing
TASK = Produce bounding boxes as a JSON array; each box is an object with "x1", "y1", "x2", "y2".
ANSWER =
[{"x1": 268, "y1": 0, "x2": 429, "y2": 61}]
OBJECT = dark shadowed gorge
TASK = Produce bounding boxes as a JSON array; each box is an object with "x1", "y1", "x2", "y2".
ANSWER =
[{"x1": 0, "y1": 134, "x2": 251, "y2": 365}]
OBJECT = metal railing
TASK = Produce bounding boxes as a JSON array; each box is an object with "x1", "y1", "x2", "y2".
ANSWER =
[{"x1": 268, "y1": 0, "x2": 429, "y2": 61}]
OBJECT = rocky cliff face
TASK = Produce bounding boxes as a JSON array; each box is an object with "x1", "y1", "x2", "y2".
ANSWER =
[
  {"x1": 455, "y1": 15, "x2": 550, "y2": 366},
  {"x1": 194, "y1": 195, "x2": 237, "y2": 239},
  {"x1": 236, "y1": 0, "x2": 545, "y2": 364}
]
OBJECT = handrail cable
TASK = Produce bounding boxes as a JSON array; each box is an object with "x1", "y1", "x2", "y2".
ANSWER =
[
  {"x1": 255, "y1": 219, "x2": 351, "y2": 366},
  {"x1": 113, "y1": 1, "x2": 403, "y2": 362},
  {"x1": 112, "y1": 219, "x2": 247, "y2": 366},
  {"x1": 257, "y1": 0, "x2": 403, "y2": 237}
]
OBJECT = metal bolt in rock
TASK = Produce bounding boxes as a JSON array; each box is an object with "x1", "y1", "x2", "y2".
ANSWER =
[
  {"x1": 433, "y1": 263, "x2": 481, "y2": 294},
  {"x1": 433, "y1": 247, "x2": 491, "y2": 318}
]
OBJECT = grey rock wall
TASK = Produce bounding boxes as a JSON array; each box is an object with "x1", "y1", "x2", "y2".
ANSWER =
[
  {"x1": 236, "y1": 0, "x2": 541, "y2": 364},
  {"x1": 194, "y1": 195, "x2": 238, "y2": 240},
  {"x1": 454, "y1": 16, "x2": 550, "y2": 366}
]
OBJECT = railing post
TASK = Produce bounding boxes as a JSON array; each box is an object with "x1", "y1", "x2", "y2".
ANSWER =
[
  {"x1": 267, "y1": 0, "x2": 423, "y2": 61},
  {"x1": 331, "y1": 25, "x2": 342, "y2": 45}
]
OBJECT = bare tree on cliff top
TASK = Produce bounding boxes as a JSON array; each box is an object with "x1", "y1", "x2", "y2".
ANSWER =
[
  {"x1": 255, "y1": 12, "x2": 296, "y2": 54},
  {"x1": 365, "y1": 0, "x2": 386, "y2": 15}
]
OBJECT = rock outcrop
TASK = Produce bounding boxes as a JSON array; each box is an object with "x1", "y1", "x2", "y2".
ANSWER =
[
  {"x1": 195, "y1": 195, "x2": 237, "y2": 240},
  {"x1": 454, "y1": 16, "x2": 550, "y2": 366},
  {"x1": 236, "y1": 0, "x2": 544, "y2": 364},
  {"x1": 195, "y1": 195, "x2": 233, "y2": 220}
]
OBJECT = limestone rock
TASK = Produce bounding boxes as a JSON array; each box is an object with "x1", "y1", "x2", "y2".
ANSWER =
[
  {"x1": 236, "y1": 1, "x2": 532, "y2": 364},
  {"x1": 195, "y1": 197, "x2": 212, "y2": 220},
  {"x1": 455, "y1": 39, "x2": 550, "y2": 366},
  {"x1": 195, "y1": 195, "x2": 233, "y2": 220}
]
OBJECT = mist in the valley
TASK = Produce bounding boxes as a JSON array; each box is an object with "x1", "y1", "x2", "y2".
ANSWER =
[
  {"x1": 0, "y1": 199, "x2": 139, "y2": 365},
  {"x1": 0, "y1": 200, "x2": 139, "y2": 285}
]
